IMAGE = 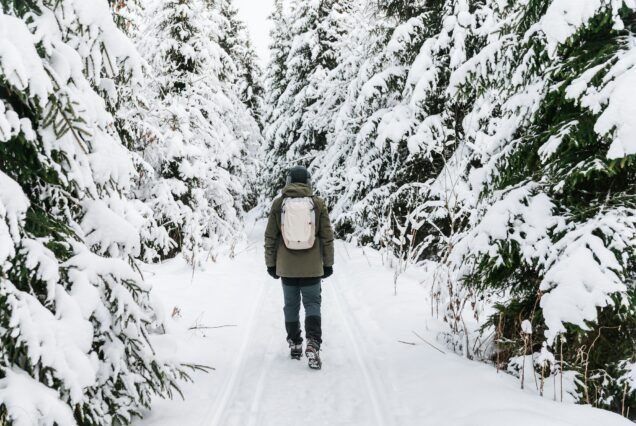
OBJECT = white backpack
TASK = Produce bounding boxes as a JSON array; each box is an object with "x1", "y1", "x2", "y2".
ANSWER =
[{"x1": 281, "y1": 197, "x2": 316, "y2": 250}]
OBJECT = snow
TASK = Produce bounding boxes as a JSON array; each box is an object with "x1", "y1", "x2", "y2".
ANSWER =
[
  {"x1": 452, "y1": 183, "x2": 562, "y2": 267},
  {"x1": 621, "y1": 362, "x2": 636, "y2": 392},
  {"x1": 565, "y1": 36, "x2": 636, "y2": 160},
  {"x1": 530, "y1": 0, "x2": 636, "y2": 53},
  {"x1": 134, "y1": 217, "x2": 632, "y2": 426},
  {"x1": 0, "y1": 14, "x2": 51, "y2": 102},
  {"x1": 20, "y1": 239, "x2": 60, "y2": 301},
  {"x1": 81, "y1": 199, "x2": 141, "y2": 258},
  {"x1": 1, "y1": 1, "x2": 192, "y2": 423},
  {"x1": 588, "y1": 44, "x2": 636, "y2": 159},
  {"x1": 0, "y1": 171, "x2": 29, "y2": 265},
  {"x1": 1, "y1": 0, "x2": 634, "y2": 422},
  {"x1": 133, "y1": 0, "x2": 260, "y2": 263},
  {"x1": 596, "y1": 65, "x2": 636, "y2": 159},
  {"x1": 533, "y1": 0, "x2": 606, "y2": 52},
  {"x1": 538, "y1": 121, "x2": 578, "y2": 162},
  {"x1": 375, "y1": 105, "x2": 416, "y2": 149},
  {"x1": 539, "y1": 210, "x2": 632, "y2": 344},
  {"x1": 507, "y1": 355, "x2": 580, "y2": 404},
  {"x1": 2, "y1": 280, "x2": 97, "y2": 403},
  {"x1": 386, "y1": 16, "x2": 424, "y2": 59},
  {"x1": 88, "y1": 130, "x2": 136, "y2": 187},
  {"x1": 521, "y1": 319, "x2": 533, "y2": 335},
  {"x1": 0, "y1": 368, "x2": 76, "y2": 426}
]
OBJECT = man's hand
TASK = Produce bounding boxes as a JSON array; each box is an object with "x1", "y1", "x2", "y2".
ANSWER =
[
  {"x1": 267, "y1": 266, "x2": 279, "y2": 279},
  {"x1": 322, "y1": 266, "x2": 333, "y2": 279}
]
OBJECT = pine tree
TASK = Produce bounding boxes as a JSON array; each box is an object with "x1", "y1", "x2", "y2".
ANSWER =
[
  {"x1": 262, "y1": 0, "x2": 353, "y2": 199},
  {"x1": 136, "y1": 0, "x2": 259, "y2": 264},
  {"x1": 215, "y1": 0, "x2": 265, "y2": 128},
  {"x1": 375, "y1": 0, "x2": 427, "y2": 20},
  {"x1": 303, "y1": 0, "x2": 357, "y2": 165},
  {"x1": 450, "y1": 0, "x2": 636, "y2": 414},
  {"x1": 261, "y1": 0, "x2": 292, "y2": 199},
  {"x1": 310, "y1": 0, "x2": 444, "y2": 245},
  {"x1": 263, "y1": 0, "x2": 291, "y2": 121},
  {"x1": 271, "y1": 0, "x2": 636, "y2": 417},
  {"x1": 105, "y1": 0, "x2": 177, "y2": 263},
  {"x1": 0, "y1": 1, "x2": 189, "y2": 424}
]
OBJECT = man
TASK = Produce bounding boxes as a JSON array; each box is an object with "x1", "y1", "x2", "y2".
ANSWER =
[{"x1": 264, "y1": 165, "x2": 334, "y2": 370}]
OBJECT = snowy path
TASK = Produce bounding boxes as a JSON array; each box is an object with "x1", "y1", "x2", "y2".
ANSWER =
[
  {"x1": 197, "y1": 242, "x2": 391, "y2": 426},
  {"x1": 135, "y1": 219, "x2": 631, "y2": 426}
]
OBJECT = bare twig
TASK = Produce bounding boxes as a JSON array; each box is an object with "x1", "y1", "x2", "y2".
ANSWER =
[
  {"x1": 412, "y1": 331, "x2": 446, "y2": 355},
  {"x1": 496, "y1": 314, "x2": 503, "y2": 374},
  {"x1": 189, "y1": 324, "x2": 237, "y2": 331},
  {"x1": 361, "y1": 247, "x2": 373, "y2": 267},
  {"x1": 560, "y1": 335, "x2": 564, "y2": 403},
  {"x1": 340, "y1": 241, "x2": 352, "y2": 259},
  {"x1": 231, "y1": 242, "x2": 258, "y2": 257},
  {"x1": 622, "y1": 381, "x2": 628, "y2": 417},
  {"x1": 398, "y1": 340, "x2": 417, "y2": 346}
]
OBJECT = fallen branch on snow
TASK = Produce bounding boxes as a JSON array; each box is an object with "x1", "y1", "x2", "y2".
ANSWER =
[
  {"x1": 189, "y1": 324, "x2": 237, "y2": 330},
  {"x1": 412, "y1": 331, "x2": 446, "y2": 355}
]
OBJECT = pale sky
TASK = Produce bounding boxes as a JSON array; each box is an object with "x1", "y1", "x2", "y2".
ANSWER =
[{"x1": 234, "y1": 0, "x2": 275, "y2": 66}]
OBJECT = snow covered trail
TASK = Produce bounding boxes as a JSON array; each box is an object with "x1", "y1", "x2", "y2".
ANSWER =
[{"x1": 135, "y1": 219, "x2": 631, "y2": 426}]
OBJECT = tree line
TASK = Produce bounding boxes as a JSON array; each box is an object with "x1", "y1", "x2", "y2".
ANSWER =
[
  {"x1": 263, "y1": 0, "x2": 636, "y2": 418},
  {"x1": 0, "y1": 0, "x2": 262, "y2": 424}
]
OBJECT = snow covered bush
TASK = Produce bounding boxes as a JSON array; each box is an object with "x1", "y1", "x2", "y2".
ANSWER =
[{"x1": 0, "y1": 1, "x2": 191, "y2": 424}]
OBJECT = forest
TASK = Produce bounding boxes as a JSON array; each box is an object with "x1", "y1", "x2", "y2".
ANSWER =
[{"x1": 0, "y1": 0, "x2": 634, "y2": 424}]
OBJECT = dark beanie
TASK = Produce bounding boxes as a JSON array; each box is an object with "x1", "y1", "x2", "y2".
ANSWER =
[{"x1": 287, "y1": 166, "x2": 310, "y2": 184}]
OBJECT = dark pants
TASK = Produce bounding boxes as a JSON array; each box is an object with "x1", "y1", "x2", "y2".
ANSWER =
[{"x1": 282, "y1": 278, "x2": 322, "y2": 346}]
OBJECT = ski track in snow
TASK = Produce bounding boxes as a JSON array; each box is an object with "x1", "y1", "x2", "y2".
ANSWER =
[
  {"x1": 204, "y1": 277, "x2": 269, "y2": 426},
  {"x1": 205, "y1": 241, "x2": 390, "y2": 425},
  {"x1": 135, "y1": 219, "x2": 633, "y2": 426},
  {"x1": 328, "y1": 243, "x2": 395, "y2": 426}
]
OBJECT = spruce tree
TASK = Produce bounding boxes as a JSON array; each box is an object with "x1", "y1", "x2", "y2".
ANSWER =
[
  {"x1": 216, "y1": 0, "x2": 265, "y2": 128},
  {"x1": 450, "y1": 0, "x2": 636, "y2": 414},
  {"x1": 283, "y1": 0, "x2": 636, "y2": 416},
  {"x1": 375, "y1": 0, "x2": 427, "y2": 20},
  {"x1": 0, "y1": 1, "x2": 188, "y2": 424},
  {"x1": 310, "y1": 0, "x2": 445, "y2": 245},
  {"x1": 136, "y1": 0, "x2": 259, "y2": 264},
  {"x1": 261, "y1": 0, "x2": 292, "y2": 198},
  {"x1": 106, "y1": 0, "x2": 176, "y2": 263},
  {"x1": 263, "y1": 0, "x2": 290, "y2": 121},
  {"x1": 262, "y1": 0, "x2": 352, "y2": 198}
]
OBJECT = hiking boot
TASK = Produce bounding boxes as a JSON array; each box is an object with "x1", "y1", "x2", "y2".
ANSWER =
[
  {"x1": 288, "y1": 340, "x2": 303, "y2": 360},
  {"x1": 305, "y1": 338, "x2": 321, "y2": 370}
]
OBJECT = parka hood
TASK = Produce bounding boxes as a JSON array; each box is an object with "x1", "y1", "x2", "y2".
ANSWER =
[{"x1": 282, "y1": 183, "x2": 313, "y2": 198}]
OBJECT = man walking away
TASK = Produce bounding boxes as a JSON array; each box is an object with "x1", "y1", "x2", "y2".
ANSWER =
[{"x1": 264, "y1": 166, "x2": 334, "y2": 370}]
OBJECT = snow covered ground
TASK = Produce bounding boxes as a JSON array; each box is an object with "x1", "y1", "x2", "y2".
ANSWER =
[{"x1": 135, "y1": 216, "x2": 632, "y2": 426}]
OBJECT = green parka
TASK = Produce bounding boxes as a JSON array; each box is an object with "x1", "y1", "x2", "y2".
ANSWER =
[{"x1": 264, "y1": 183, "x2": 334, "y2": 278}]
